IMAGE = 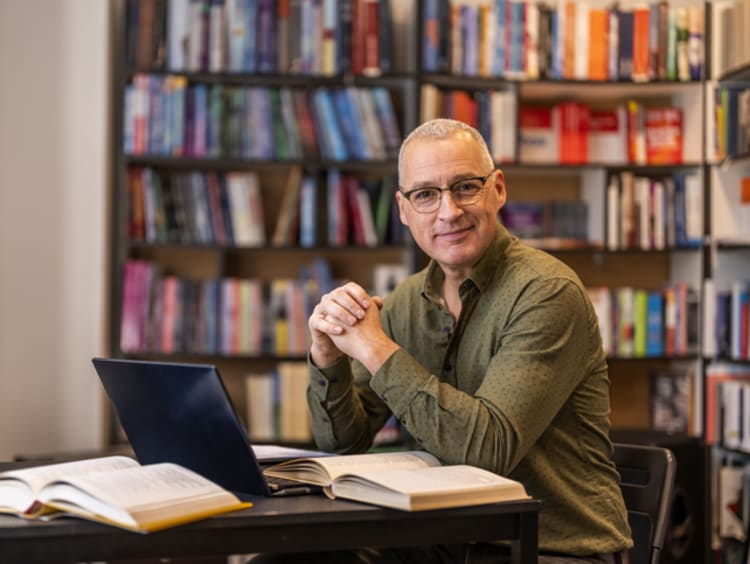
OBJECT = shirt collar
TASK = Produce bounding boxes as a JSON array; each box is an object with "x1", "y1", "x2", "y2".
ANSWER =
[{"x1": 422, "y1": 223, "x2": 513, "y2": 303}]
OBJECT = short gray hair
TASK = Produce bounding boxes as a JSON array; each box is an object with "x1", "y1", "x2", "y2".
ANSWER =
[{"x1": 398, "y1": 119, "x2": 494, "y2": 179}]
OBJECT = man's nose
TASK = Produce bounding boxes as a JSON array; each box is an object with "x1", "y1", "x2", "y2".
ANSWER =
[{"x1": 437, "y1": 190, "x2": 464, "y2": 218}]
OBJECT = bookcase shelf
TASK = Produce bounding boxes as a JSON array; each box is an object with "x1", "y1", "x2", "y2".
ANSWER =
[{"x1": 110, "y1": 4, "x2": 718, "y2": 548}]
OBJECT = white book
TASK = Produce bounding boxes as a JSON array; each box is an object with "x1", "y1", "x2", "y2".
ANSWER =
[
  {"x1": 245, "y1": 372, "x2": 277, "y2": 442},
  {"x1": 702, "y1": 278, "x2": 717, "y2": 359},
  {"x1": 356, "y1": 188, "x2": 378, "y2": 247},
  {"x1": 684, "y1": 173, "x2": 703, "y2": 246},
  {"x1": 0, "y1": 456, "x2": 248, "y2": 533},
  {"x1": 742, "y1": 383, "x2": 750, "y2": 453},
  {"x1": 652, "y1": 180, "x2": 665, "y2": 250},
  {"x1": 490, "y1": 90, "x2": 517, "y2": 163},
  {"x1": 606, "y1": 176, "x2": 620, "y2": 251},
  {"x1": 264, "y1": 451, "x2": 529, "y2": 512},
  {"x1": 722, "y1": 381, "x2": 742, "y2": 450},
  {"x1": 167, "y1": 0, "x2": 191, "y2": 71}
]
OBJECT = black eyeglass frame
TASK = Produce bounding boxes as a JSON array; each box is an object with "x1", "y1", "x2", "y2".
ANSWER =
[{"x1": 398, "y1": 170, "x2": 496, "y2": 213}]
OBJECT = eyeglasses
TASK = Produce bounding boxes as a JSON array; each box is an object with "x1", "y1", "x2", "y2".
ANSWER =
[{"x1": 398, "y1": 171, "x2": 495, "y2": 214}]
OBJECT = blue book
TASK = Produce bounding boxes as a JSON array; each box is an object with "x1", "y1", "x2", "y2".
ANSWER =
[
  {"x1": 206, "y1": 84, "x2": 224, "y2": 158},
  {"x1": 507, "y1": 1, "x2": 524, "y2": 78},
  {"x1": 217, "y1": 173, "x2": 234, "y2": 244},
  {"x1": 549, "y1": 7, "x2": 559, "y2": 79},
  {"x1": 461, "y1": 5, "x2": 479, "y2": 76},
  {"x1": 371, "y1": 87, "x2": 402, "y2": 159},
  {"x1": 618, "y1": 10, "x2": 634, "y2": 81},
  {"x1": 716, "y1": 290, "x2": 732, "y2": 358},
  {"x1": 311, "y1": 89, "x2": 347, "y2": 161},
  {"x1": 422, "y1": 0, "x2": 439, "y2": 71},
  {"x1": 243, "y1": 0, "x2": 258, "y2": 72},
  {"x1": 192, "y1": 83, "x2": 208, "y2": 157},
  {"x1": 257, "y1": 0, "x2": 277, "y2": 73},
  {"x1": 672, "y1": 174, "x2": 687, "y2": 247},
  {"x1": 299, "y1": 176, "x2": 318, "y2": 248},
  {"x1": 493, "y1": 0, "x2": 506, "y2": 77},
  {"x1": 339, "y1": 89, "x2": 371, "y2": 160},
  {"x1": 646, "y1": 291, "x2": 665, "y2": 356}
]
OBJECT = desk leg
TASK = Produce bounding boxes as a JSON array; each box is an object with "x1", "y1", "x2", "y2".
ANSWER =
[{"x1": 511, "y1": 511, "x2": 538, "y2": 564}]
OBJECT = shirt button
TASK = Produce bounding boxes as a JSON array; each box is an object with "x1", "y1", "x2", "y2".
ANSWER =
[
  {"x1": 318, "y1": 379, "x2": 326, "y2": 386},
  {"x1": 444, "y1": 363, "x2": 452, "y2": 371}
]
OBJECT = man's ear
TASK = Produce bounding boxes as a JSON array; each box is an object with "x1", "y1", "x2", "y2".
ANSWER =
[
  {"x1": 395, "y1": 191, "x2": 409, "y2": 225},
  {"x1": 493, "y1": 169, "x2": 507, "y2": 210}
]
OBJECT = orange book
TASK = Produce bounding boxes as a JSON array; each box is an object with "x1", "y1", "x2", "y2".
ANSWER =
[
  {"x1": 450, "y1": 91, "x2": 479, "y2": 128},
  {"x1": 588, "y1": 8, "x2": 609, "y2": 81},
  {"x1": 632, "y1": 5, "x2": 650, "y2": 81},
  {"x1": 563, "y1": 1, "x2": 576, "y2": 79}
]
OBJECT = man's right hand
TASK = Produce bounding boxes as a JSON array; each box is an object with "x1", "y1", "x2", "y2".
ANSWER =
[{"x1": 308, "y1": 282, "x2": 382, "y2": 368}]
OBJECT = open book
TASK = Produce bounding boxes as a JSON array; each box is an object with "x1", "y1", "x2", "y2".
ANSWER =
[
  {"x1": 0, "y1": 456, "x2": 251, "y2": 533},
  {"x1": 263, "y1": 450, "x2": 529, "y2": 511}
]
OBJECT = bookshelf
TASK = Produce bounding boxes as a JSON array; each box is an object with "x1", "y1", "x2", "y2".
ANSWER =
[
  {"x1": 110, "y1": 0, "x2": 419, "y2": 447},
  {"x1": 112, "y1": 1, "x2": 709, "y2": 442},
  {"x1": 108, "y1": 0, "x2": 746, "y2": 559},
  {"x1": 110, "y1": 3, "x2": 727, "y2": 558},
  {"x1": 704, "y1": 2, "x2": 750, "y2": 556}
]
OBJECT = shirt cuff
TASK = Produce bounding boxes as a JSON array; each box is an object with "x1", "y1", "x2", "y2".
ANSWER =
[{"x1": 308, "y1": 353, "x2": 354, "y2": 400}]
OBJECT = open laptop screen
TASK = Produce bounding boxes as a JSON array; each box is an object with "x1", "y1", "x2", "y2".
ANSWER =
[{"x1": 92, "y1": 357, "x2": 271, "y2": 497}]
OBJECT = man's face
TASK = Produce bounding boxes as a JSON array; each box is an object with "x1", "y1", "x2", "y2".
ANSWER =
[{"x1": 397, "y1": 133, "x2": 506, "y2": 277}]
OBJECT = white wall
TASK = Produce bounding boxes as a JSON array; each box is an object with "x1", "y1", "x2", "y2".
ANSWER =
[{"x1": 0, "y1": 1, "x2": 110, "y2": 459}]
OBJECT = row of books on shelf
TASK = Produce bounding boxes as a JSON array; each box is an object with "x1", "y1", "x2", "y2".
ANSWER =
[
  {"x1": 606, "y1": 170, "x2": 702, "y2": 251},
  {"x1": 587, "y1": 283, "x2": 698, "y2": 359},
  {"x1": 713, "y1": 0, "x2": 750, "y2": 79},
  {"x1": 422, "y1": 0, "x2": 704, "y2": 82},
  {"x1": 124, "y1": 76, "x2": 402, "y2": 161},
  {"x1": 519, "y1": 100, "x2": 683, "y2": 165},
  {"x1": 713, "y1": 85, "x2": 750, "y2": 161},
  {"x1": 127, "y1": 166, "x2": 405, "y2": 247},
  {"x1": 705, "y1": 280, "x2": 750, "y2": 361},
  {"x1": 119, "y1": 258, "x2": 410, "y2": 355},
  {"x1": 420, "y1": 86, "x2": 517, "y2": 163},
  {"x1": 119, "y1": 258, "x2": 335, "y2": 355},
  {"x1": 243, "y1": 365, "x2": 404, "y2": 445},
  {"x1": 127, "y1": 0, "x2": 393, "y2": 76},
  {"x1": 245, "y1": 362, "x2": 312, "y2": 443},
  {"x1": 706, "y1": 363, "x2": 750, "y2": 449},
  {"x1": 499, "y1": 200, "x2": 588, "y2": 245}
]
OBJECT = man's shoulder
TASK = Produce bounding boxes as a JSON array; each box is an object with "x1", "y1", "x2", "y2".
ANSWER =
[{"x1": 505, "y1": 239, "x2": 583, "y2": 288}]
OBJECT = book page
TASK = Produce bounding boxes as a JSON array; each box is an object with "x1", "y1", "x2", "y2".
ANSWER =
[
  {"x1": 330, "y1": 465, "x2": 529, "y2": 511},
  {"x1": 38, "y1": 463, "x2": 246, "y2": 532},
  {"x1": 0, "y1": 456, "x2": 139, "y2": 495},
  {"x1": 265, "y1": 450, "x2": 440, "y2": 484},
  {"x1": 337, "y1": 465, "x2": 527, "y2": 496},
  {"x1": 41, "y1": 463, "x2": 235, "y2": 512}
]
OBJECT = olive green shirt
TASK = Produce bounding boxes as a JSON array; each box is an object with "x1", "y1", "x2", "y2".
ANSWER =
[{"x1": 307, "y1": 224, "x2": 632, "y2": 556}]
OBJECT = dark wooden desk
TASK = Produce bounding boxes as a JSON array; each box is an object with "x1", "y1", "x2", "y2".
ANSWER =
[{"x1": 0, "y1": 494, "x2": 540, "y2": 564}]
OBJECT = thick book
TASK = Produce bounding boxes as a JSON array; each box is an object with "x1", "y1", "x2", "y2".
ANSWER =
[
  {"x1": 0, "y1": 456, "x2": 250, "y2": 533},
  {"x1": 263, "y1": 451, "x2": 529, "y2": 512}
]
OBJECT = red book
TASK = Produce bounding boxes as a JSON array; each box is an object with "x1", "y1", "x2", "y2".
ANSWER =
[
  {"x1": 362, "y1": 0, "x2": 381, "y2": 76},
  {"x1": 645, "y1": 108, "x2": 683, "y2": 165}
]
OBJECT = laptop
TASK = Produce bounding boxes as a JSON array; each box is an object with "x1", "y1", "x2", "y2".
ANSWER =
[{"x1": 92, "y1": 357, "x2": 324, "y2": 499}]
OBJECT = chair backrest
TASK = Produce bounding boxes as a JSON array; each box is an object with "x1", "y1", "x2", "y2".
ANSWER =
[{"x1": 612, "y1": 443, "x2": 676, "y2": 564}]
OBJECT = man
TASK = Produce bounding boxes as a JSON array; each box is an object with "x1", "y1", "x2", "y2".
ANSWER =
[{"x1": 306, "y1": 119, "x2": 632, "y2": 562}]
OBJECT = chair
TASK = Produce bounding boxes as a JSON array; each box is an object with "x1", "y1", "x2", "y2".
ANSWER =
[{"x1": 613, "y1": 443, "x2": 676, "y2": 564}]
